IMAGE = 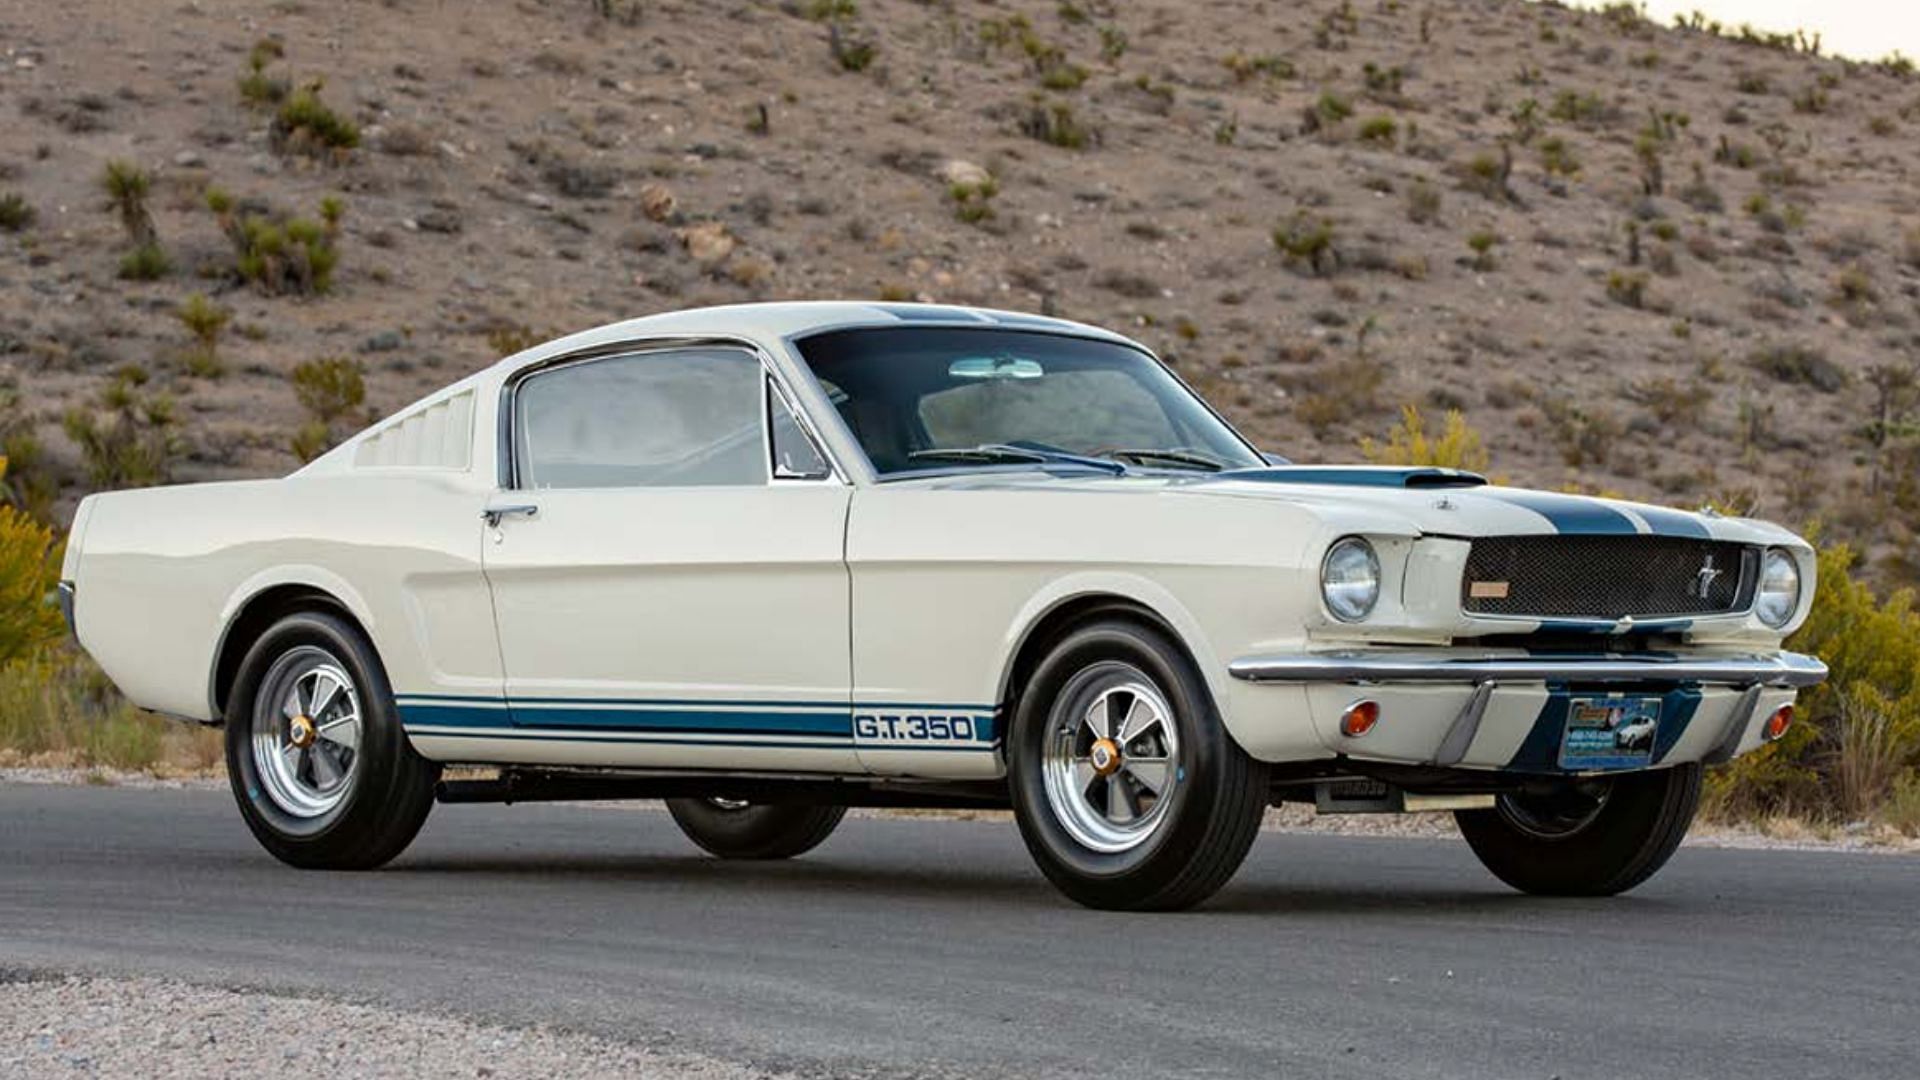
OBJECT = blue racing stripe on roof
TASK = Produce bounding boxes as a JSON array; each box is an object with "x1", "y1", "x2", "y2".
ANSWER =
[
  {"x1": 1480, "y1": 490, "x2": 1640, "y2": 535},
  {"x1": 985, "y1": 312, "x2": 1077, "y2": 330},
  {"x1": 870, "y1": 304, "x2": 993, "y2": 323}
]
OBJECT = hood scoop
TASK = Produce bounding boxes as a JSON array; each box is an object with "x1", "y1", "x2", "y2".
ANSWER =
[{"x1": 1221, "y1": 466, "x2": 1489, "y2": 490}]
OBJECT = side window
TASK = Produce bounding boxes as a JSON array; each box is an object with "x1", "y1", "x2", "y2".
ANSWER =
[
  {"x1": 513, "y1": 348, "x2": 766, "y2": 490},
  {"x1": 768, "y1": 381, "x2": 831, "y2": 480}
]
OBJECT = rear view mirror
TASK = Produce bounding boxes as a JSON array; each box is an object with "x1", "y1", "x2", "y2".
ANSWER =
[{"x1": 949, "y1": 356, "x2": 1044, "y2": 380}]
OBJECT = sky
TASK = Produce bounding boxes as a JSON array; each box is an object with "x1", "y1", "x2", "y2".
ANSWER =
[{"x1": 1561, "y1": 1, "x2": 1920, "y2": 62}]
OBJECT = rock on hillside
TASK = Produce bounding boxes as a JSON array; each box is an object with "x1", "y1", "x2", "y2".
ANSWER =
[{"x1": 0, "y1": 0, "x2": 1916, "y2": 580}]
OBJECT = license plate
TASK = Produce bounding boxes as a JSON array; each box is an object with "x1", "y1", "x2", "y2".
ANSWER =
[{"x1": 1559, "y1": 696, "x2": 1661, "y2": 771}]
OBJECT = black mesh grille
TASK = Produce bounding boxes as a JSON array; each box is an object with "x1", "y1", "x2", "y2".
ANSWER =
[{"x1": 1462, "y1": 536, "x2": 1756, "y2": 620}]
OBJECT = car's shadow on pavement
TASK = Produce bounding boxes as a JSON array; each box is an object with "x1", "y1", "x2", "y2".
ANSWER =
[
  {"x1": 390, "y1": 851, "x2": 1058, "y2": 906},
  {"x1": 378, "y1": 849, "x2": 1632, "y2": 918},
  {"x1": 1200, "y1": 882, "x2": 1675, "y2": 917}
]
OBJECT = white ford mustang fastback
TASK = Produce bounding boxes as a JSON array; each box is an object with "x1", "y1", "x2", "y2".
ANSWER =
[{"x1": 61, "y1": 302, "x2": 1826, "y2": 910}]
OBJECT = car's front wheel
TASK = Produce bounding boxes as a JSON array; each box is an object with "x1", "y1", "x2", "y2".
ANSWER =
[
  {"x1": 1454, "y1": 764, "x2": 1702, "y2": 896},
  {"x1": 1008, "y1": 619, "x2": 1269, "y2": 911},
  {"x1": 224, "y1": 610, "x2": 439, "y2": 870},
  {"x1": 665, "y1": 798, "x2": 847, "y2": 859}
]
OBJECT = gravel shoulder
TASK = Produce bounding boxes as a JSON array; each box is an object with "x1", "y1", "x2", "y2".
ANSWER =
[
  {"x1": 0, "y1": 972, "x2": 770, "y2": 1080},
  {"x1": 4, "y1": 766, "x2": 1914, "y2": 854}
]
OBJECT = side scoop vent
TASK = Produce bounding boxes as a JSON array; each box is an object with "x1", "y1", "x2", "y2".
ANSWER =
[{"x1": 354, "y1": 390, "x2": 475, "y2": 470}]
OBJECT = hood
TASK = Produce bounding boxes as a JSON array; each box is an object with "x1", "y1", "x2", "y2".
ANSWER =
[
  {"x1": 1192, "y1": 466, "x2": 1805, "y2": 548},
  {"x1": 882, "y1": 465, "x2": 1805, "y2": 549}
]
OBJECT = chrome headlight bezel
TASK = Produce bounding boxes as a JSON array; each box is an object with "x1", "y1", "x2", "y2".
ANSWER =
[
  {"x1": 1754, "y1": 547, "x2": 1802, "y2": 629},
  {"x1": 1321, "y1": 537, "x2": 1382, "y2": 623}
]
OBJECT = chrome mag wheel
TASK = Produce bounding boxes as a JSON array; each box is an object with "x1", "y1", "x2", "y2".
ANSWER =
[
  {"x1": 250, "y1": 649, "x2": 363, "y2": 819},
  {"x1": 1041, "y1": 667, "x2": 1181, "y2": 853}
]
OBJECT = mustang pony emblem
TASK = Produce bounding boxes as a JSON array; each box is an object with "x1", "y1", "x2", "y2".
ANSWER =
[{"x1": 1694, "y1": 556, "x2": 1723, "y2": 599}]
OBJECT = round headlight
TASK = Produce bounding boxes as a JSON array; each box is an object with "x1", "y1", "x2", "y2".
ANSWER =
[
  {"x1": 1322, "y1": 537, "x2": 1381, "y2": 623},
  {"x1": 1755, "y1": 548, "x2": 1801, "y2": 629}
]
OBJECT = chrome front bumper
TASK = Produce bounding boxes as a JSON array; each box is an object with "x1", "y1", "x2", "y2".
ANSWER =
[
  {"x1": 1227, "y1": 648, "x2": 1825, "y2": 769},
  {"x1": 1227, "y1": 650, "x2": 1828, "y2": 689}
]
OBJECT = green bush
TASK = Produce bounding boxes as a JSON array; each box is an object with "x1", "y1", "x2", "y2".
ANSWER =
[
  {"x1": 208, "y1": 189, "x2": 342, "y2": 296},
  {"x1": 237, "y1": 38, "x2": 290, "y2": 106},
  {"x1": 1314, "y1": 91, "x2": 1353, "y2": 125},
  {"x1": 0, "y1": 388, "x2": 54, "y2": 524},
  {"x1": 0, "y1": 479, "x2": 62, "y2": 666},
  {"x1": 1538, "y1": 135, "x2": 1580, "y2": 176},
  {"x1": 1606, "y1": 268, "x2": 1650, "y2": 308},
  {"x1": 1272, "y1": 212, "x2": 1338, "y2": 275},
  {"x1": 1039, "y1": 62, "x2": 1089, "y2": 91},
  {"x1": 291, "y1": 356, "x2": 366, "y2": 426},
  {"x1": 1405, "y1": 180, "x2": 1442, "y2": 225},
  {"x1": 1021, "y1": 98, "x2": 1097, "y2": 149},
  {"x1": 290, "y1": 356, "x2": 366, "y2": 461},
  {"x1": 486, "y1": 324, "x2": 549, "y2": 358},
  {"x1": 177, "y1": 293, "x2": 231, "y2": 378},
  {"x1": 1222, "y1": 52, "x2": 1294, "y2": 83},
  {"x1": 0, "y1": 192, "x2": 35, "y2": 232},
  {"x1": 1358, "y1": 115, "x2": 1397, "y2": 144},
  {"x1": 805, "y1": 0, "x2": 857, "y2": 20},
  {"x1": 948, "y1": 176, "x2": 999, "y2": 225},
  {"x1": 1752, "y1": 343, "x2": 1846, "y2": 393},
  {"x1": 1548, "y1": 88, "x2": 1609, "y2": 126},
  {"x1": 117, "y1": 242, "x2": 170, "y2": 281},
  {"x1": 1707, "y1": 543, "x2": 1920, "y2": 829},
  {"x1": 61, "y1": 368, "x2": 182, "y2": 489},
  {"x1": 100, "y1": 160, "x2": 155, "y2": 246},
  {"x1": 828, "y1": 23, "x2": 878, "y2": 72},
  {"x1": 272, "y1": 81, "x2": 360, "y2": 158}
]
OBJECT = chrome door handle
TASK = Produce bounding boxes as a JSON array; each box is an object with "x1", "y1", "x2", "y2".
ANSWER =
[{"x1": 483, "y1": 504, "x2": 539, "y2": 527}]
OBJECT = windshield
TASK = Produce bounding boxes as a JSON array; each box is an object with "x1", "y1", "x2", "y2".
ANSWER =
[{"x1": 794, "y1": 326, "x2": 1263, "y2": 476}]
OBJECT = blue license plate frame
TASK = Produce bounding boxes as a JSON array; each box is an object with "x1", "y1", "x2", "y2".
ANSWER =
[{"x1": 1559, "y1": 695, "x2": 1662, "y2": 771}]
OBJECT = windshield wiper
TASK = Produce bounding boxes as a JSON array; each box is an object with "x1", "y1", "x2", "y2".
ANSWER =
[
  {"x1": 1098, "y1": 448, "x2": 1230, "y2": 472},
  {"x1": 907, "y1": 444, "x2": 1127, "y2": 475}
]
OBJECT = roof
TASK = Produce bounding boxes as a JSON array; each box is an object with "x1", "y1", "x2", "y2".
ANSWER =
[{"x1": 298, "y1": 302, "x2": 1138, "y2": 480}]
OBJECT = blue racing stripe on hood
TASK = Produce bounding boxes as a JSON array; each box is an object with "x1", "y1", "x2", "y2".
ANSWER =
[
  {"x1": 1626, "y1": 503, "x2": 1714, "y2": 539},
  {"x1": 1479, "y1": 490, "x2": 1639, "y2": 535}
]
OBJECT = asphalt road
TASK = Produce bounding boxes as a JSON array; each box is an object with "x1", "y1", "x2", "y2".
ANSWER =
[{"x1": 1, "y1": 784, "x2": 1914, "y2": 1079}]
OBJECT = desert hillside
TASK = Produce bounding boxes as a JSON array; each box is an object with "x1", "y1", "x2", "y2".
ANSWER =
[{"x1": 2, "y1": 0, "x2": 1916, "y2": 578}]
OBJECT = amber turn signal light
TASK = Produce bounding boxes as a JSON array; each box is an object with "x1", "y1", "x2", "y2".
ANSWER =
[
  {"x1": 1764, "y1": 704, "x2": 1794, "y2": 742},
  {"x1": 1340, "y1": 700, "x2": 1381, "y2": 738}
]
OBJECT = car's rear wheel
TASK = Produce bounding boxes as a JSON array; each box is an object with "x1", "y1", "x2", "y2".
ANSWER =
[
  {"x1": 665, "y1": 798, "x2": 846, "y2": 859},
  {"x1": 1454, "y1": 764, "x2": 1702, "y2": 896},
  {"x1": 1008, "y1": 618, "x2": 1269, "y2": 911},
  {"x1": 224, "y1": 610, "x2": 438, "y2": 870}
]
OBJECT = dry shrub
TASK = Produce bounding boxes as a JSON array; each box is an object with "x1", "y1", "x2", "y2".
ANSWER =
[
  {"x1": 1290, "y1": 355, "x2": 1386, "y2": 436},
  {"x1": 0, "y1": 649, "x2": 221, "y2": 773},
  {"x1": 1360, "y1": 405, "x2": 1488, "y2": 472}
]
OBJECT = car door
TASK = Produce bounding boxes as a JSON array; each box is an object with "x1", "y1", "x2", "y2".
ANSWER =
[{"x1": 479, "y1": 343, "x2": 860, "y2": 773}]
